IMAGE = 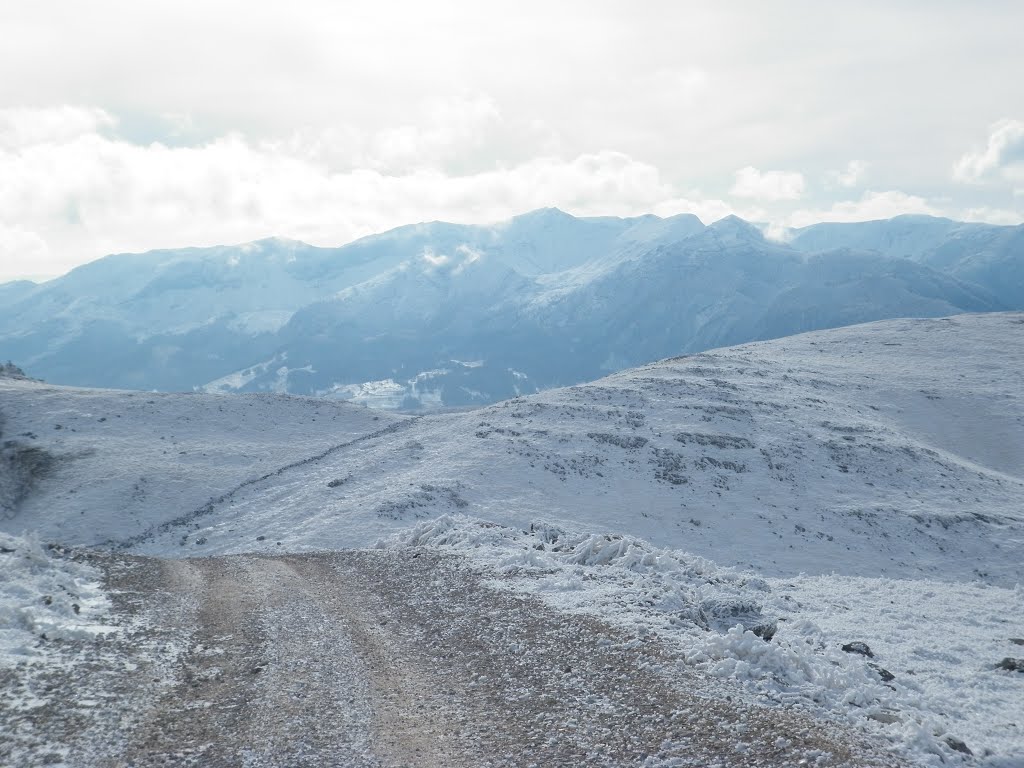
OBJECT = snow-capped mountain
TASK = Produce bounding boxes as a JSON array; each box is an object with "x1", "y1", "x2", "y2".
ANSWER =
[
  {"x1": 790, "y1": 214, "x2": 1024, "y2": 307},
  {"x1": 0, "y1": 210, "x2": 1019, "y2": 407}
]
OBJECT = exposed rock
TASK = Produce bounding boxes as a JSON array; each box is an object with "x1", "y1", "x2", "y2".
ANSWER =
[
  {"x1": 841, "y1": 641, "x2": 874, "y2": 658},
  {"x1": 868, "y1": 711, "x2": 901, "y2": 725},
  {"x1": 995, "y1": 657, "x2": 1024, "y2": 673},
  {"x1": 944, "y1": 736, "x2": 973, "y2": 756},
  {"x1": 868, "y1": 663, "x2": 895, "y2": 682}
]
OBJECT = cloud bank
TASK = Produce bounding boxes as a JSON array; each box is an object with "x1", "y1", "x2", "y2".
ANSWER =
[
  {"x1": 730, "y1": 167, "x2": 805, "y2": 201},
  {"x1": 954, "y1": 120, "x2": 1024, "y2": 183},
  {"x1": 1, "y1": 104, "x2": 1021, "y2": 282},
  {"x1": 0, "y1": 107, "x2": 688, "y2": 279}
]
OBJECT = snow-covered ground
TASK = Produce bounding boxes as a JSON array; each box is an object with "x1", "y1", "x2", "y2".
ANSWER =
[
  {"x1": 0, "y1": 533, "x2": 110, "y2": 663},
  {"x1": 1, "y1": 311, "x2": 1022, "y2": 765},
  {"x1": 383, "y1": 515, "x2": 1023, "y2": 765},
  {"x1": 0, "y1": 384, "x2": 404, "y2": 545},
  {"x1": 59, "y1": 312, "x2": 1018, "y2": 588}
]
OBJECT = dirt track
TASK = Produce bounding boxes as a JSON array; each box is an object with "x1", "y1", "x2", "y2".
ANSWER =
[{"x1": 1, "y1": 550, "x2": 904, "y2": 767}]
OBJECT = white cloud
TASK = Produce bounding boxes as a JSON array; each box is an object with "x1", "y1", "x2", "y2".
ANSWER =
[
  {"x1": 953, "y1": 119, "x2": 1024, "y2": 183},
  {"x1": 760, "y1": 222, "x2": 794, "y2": 243},
  {"x1": 0, "y1": 3, "x2": 1021, "y2": 246},
  {"x1": 830, "y1": 160, "x2": 866, "y2": 188},
  {"x1": 0, "y1": 106, "x2": 114, "y2": 154},
  {"x1": 2, "y1": 95, "x2": 1022, "y2": 281},
  {"x1": 959, "y1": 206, "x2": 1023, "y2": 225},
  {"x1": 362, "y1": 96, "x2": 503, "y2": 173},
  {"x1": 0, "y1": 225, "x2": 51, "y2": 281},
  {"x1": 421, "y1": 248, "x2": 449, "y2": 267},
  {"x1": 0, "y1": 110, "x2": 680, "y2": 279},
  {"x1": 0, "y1": 106, "x2": 114, "y2": 150},
  {"x1": 730, "y1": 166, "x2": 804, "y2": 201},
  {"x1": 788, "y1": 190, "x2": 938, "y2": 228}
]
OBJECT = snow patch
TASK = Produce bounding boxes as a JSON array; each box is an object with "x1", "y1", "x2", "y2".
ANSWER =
[{"x1": 0, "y1": 532, "x2": 110, "y2": 661}]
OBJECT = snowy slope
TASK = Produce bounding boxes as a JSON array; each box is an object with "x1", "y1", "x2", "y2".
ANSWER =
[
  {"x1": 0, "y1": 533, "x2": 110, "y2": 663},
  {"x1": 130, "y1": 312, "x2": 1022, "y2": 588},
  {"x1": 790, "y1": 215, "x2": 1024, "y2": 308},
  {"x1": 3, "y1": 312, "x2": 1023, "y2": 765},
  {"x1": 789, "y1": 215, "x2": 976, "y2": 259},
  {"x1": 0, "y1": 381, "x2": 405, "y2": 545},
  {"x1": 5, "y1": 313, "x2": 1019, "y2": 586}
]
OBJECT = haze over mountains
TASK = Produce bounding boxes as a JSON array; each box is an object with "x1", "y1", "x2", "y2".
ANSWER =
[{"x1": 1, "y1": 209, "x2": 1020, "y2": 408}]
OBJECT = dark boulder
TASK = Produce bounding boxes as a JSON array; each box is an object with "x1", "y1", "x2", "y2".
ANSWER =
[
  {"x1": 995, "y1": 657, "x2": 1024, "y2": 673},
  {"x1": 841, "y1": 641, "x2": 874, "y2": 658}
]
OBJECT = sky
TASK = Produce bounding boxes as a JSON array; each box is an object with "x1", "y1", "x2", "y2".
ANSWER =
[{"x1": 1, "y1": 0, "x2": 1023, "y2": 282}]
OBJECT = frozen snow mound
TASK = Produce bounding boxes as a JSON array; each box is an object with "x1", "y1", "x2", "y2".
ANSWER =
[{"x1": 0, "y1": 532, "x2": 110, "y2": 661}]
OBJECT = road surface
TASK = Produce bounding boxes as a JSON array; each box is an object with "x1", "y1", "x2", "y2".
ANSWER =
[{"x1": 1, "y1": 550, "x2": 902, "y2": 767}]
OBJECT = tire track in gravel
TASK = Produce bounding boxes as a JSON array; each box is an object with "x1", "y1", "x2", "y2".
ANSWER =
[
  {"x1": 11, "y1": 550, "x2": 907, "y2": 767},
  {"x1": 113, "y1": 416, "x2": 420, "y2": 549}
]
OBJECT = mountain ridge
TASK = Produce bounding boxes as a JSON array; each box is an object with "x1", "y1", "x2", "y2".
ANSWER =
[{"x1": 1, "y1": 210, "x2": 1019, "y2": 406}]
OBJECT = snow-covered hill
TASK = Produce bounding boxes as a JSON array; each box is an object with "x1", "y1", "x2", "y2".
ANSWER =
[
  {"x1": 1, "y1": 210, "x2": 1017, "y2": 406},
  {"x1": 4, "y1": 313, "x2": 1021, "y2": 585},
  {"x1": 3, "y1": 313, "x2": 1023, "y2": 764},
  {"x1": 0, "y1": 383, "x2": 404, "y2": 544}
]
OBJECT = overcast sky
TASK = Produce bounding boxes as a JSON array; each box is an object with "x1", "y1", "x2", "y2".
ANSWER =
[{"x1": 2, "y1": 0, "x2": 1023, "y2": 281}]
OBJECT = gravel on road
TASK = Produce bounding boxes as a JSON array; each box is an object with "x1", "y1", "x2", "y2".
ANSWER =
[{"x1": 1, "y1": 550, "x2": 905, "y2": 767}]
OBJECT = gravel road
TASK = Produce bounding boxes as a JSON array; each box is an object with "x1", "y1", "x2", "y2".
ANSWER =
[{"x1": 1, "y1": 550, "x2": 904, "y2": 767}]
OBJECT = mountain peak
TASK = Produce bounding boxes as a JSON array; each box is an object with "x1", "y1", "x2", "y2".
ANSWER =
[
  {"x1": 707, "y1": 215, "x2": 764, "y2": 242},
  {"x1": 509, "y1": 207, "x2": 577, "y2": 225},
  {"x1": 248, "y1": 235, "x2": 309, "y2": 250}
]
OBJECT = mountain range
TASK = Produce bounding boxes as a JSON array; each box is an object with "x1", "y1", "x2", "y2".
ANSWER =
[{"x1": 1, "y1": 209, "x2": 1020, "y2": 408}]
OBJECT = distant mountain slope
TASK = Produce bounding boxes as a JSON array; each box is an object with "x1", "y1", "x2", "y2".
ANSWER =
[
  {"x1": 788, "y1": 214, "x2": 973, "y2": 258},
  {"x1": 0, "y1": 210, "x2": 1017, "y2": 405},
  {"x1": 4, "y1": 313, "x2": 1021, "y2": 587},
  {"x1": 190, "y1": 214, "x2": 1007, "y2": 407},
  {"x1": 790, "y1": 214, "x2": 1024, "y2": 307}
]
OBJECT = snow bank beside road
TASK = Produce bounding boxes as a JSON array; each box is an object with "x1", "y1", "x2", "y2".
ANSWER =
[
  {"x1": 0, "y1": 532, "x2": 109, "y2": 661},
  {"x1": 383, "y1": 515, "x2": 1024, "y2": 766}
]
